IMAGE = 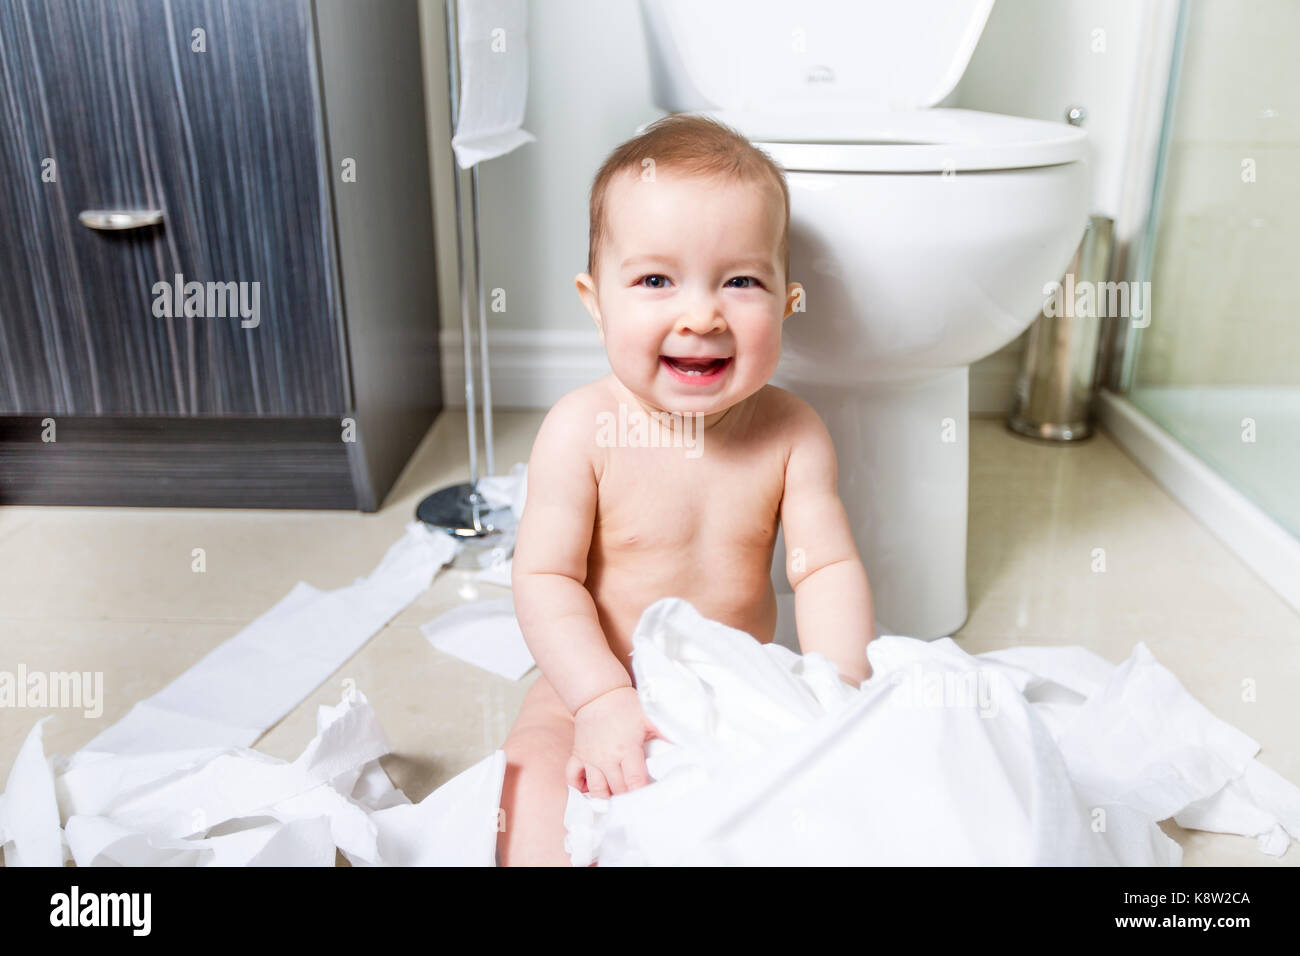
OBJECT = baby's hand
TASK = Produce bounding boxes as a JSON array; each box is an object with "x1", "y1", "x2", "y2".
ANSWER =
[{"x1": 566, "y1": 686, "x2": 662, "y2": 798}]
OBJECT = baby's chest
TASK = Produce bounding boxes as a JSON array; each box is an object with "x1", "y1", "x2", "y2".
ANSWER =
[{"x1": 593, "y1": 447, "x2": 785, "y2": 555}]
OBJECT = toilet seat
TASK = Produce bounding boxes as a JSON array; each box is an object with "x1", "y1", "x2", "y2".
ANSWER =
[
  {"x1": 642, "y1": 1, "x2": 1083, "y2": 174},
  {"x1": 701, "y1": 108, "x2": 1088, "y2": 173}
]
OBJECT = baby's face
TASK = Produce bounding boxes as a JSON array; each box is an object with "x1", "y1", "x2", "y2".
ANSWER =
[{"x1": 576, "y1": 169, "x2": 801, "y2": 423}]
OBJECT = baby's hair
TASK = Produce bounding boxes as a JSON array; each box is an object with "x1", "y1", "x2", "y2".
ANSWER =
[{"x1": 586, "y1": 113, "x2": 790, "y2": 285}]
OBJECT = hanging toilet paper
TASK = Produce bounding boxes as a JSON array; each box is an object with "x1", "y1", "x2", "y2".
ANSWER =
[{"x1": 450, "y1": 0, "x2": 537, "y2": 168}]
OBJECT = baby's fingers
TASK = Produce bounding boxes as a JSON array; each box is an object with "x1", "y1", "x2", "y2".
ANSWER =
[
  {"x1": 585, "y1": 765, "x2": 612, "y2": 799},
  {"x1": 601, "y1": 762, "x2": 628, "y2": 796},
  {"x1": 565, "y1": 754, "x2": 586, "y2": 792},
  {"x1": 621, "y1": 747, "x2": 652, "y2": 791}
]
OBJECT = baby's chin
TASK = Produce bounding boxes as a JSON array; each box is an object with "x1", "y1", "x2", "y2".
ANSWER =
[{"x1": 610, "y1": 379, "x2": 727, "y2": 419}]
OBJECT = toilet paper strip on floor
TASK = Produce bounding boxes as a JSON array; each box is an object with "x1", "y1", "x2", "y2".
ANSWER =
[
  {"x1": 86, "y1": 522, "x2": 460, "y2": 755},
  {"x1": 5, "y1": 504, "x2": 1299, "y2": 864},
  {"x1": 0, "y1": 519, "x2": 505, "y2": 866}
]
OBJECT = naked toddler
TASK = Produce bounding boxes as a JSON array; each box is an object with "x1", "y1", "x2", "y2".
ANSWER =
[{"x1": 498, "y1": 114, "x2": 875, "y2": 866}]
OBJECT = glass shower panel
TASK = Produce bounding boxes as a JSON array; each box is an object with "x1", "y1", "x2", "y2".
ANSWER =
[{"x1": 1128, "y1": 0, "x2": 1300, "y2": 537}]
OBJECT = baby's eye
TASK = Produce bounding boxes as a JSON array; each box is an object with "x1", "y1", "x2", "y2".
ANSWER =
[
  {"x1": 637, "y1": 274, "x2": 671, "y2": 289},
  {"x1": 726, "y1": 276, "x2": 762, "y2": 289}
]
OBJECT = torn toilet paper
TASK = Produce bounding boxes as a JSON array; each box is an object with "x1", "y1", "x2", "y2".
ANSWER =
[
  {"x1": 3, "y1": 690, "x2": 504, "y2": 866},
  {"x1": 476, "y1": 462, "x2": 527, "y2": 522},
  {"x1": 84, "y1": 521, "x2": 459, "y2": 755},
  {"x1": 8, "y1": 502, "x2": 1295, "y2": 866},
  {"x1": 468, "y1": 462, "x2": 527, "y2": 586},
  {"x1": 422, "y1": 598, "x2": 534, "y2": 680},
  {"x1": 564, "y1": 598, "x2": 1300, "y2": 866},
  {"x1": 0, "y1": 518, "x2": 494, "y2": 866}
]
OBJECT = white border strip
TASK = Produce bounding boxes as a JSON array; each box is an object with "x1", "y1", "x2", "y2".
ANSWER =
[{"x1": 1097, "y1": 389, "x2": 1300, "y2": 614}]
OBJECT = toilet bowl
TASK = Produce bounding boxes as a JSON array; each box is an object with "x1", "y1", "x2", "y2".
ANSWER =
[{"x1": 639, "y1": 0, "x2": 1090, "y2": 639}]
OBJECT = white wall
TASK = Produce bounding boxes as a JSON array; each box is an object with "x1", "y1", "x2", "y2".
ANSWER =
[{"x1": 421, "y1": 0, "x2": 1175, "y2": 414}]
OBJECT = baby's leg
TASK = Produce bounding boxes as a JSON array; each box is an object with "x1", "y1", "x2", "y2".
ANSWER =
[{"x1": 497, "y1": 674, "x2": 577, "y2": 866}]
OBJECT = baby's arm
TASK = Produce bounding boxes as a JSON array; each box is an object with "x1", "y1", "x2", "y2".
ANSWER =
[
  {"x1": 511, "y1": 395, "x2": 658, "y2": 796},
  {"x1": 512, "y1": 396, "x2": 631, "y2": 713},
  {"x1": 779, "y1": 399, "x2": 876, "y2": 685}
]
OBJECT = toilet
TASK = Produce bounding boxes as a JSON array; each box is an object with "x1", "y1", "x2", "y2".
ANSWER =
[{"x1": 639, "y1": 0, "x2": 1090, "y2": 639}]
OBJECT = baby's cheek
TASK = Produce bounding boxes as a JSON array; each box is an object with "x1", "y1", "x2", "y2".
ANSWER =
[{"x1": 745, "y1": 329, "x2": 783, "y2": 372}]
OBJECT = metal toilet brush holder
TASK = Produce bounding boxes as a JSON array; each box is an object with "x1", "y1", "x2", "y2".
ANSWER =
[{"x1": 1008, "y1": 213, "x2": 1116, "y2": 442}]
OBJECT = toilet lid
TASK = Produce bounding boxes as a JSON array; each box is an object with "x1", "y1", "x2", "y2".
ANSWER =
[{"x1": 657, "y1": 0, "x2": 996, "y2": 112}]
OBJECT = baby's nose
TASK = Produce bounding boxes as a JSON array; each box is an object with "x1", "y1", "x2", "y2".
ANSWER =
[{"x1": 676, "y1": 305, "x2": 726, "y2": 335}]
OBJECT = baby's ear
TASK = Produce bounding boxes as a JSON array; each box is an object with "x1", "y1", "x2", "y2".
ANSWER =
[
  {"x1": 575, "y1": 272, "x2": 604, "y2": 340},
  {"x1": 784, "y1": 282, "x2": 805, "y2": 319}
]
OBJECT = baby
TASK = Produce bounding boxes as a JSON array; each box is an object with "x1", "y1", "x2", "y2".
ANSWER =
[{"x1": 498, "y1": 114, "x2": 875, "y2": 866}]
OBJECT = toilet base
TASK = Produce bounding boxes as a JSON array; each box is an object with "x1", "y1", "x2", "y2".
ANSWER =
[{"x1": 770, "y1": 366, "x2": 970, "y2": 641}]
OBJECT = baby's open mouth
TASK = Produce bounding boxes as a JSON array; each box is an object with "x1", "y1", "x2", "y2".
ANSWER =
[{"x1": 661, "y1": 355, "x2": 732, "y2": 376}]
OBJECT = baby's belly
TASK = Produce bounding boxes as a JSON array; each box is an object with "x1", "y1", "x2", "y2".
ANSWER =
[{"x1": 586, "y1": 555, "x2": 778, "y2": 675}]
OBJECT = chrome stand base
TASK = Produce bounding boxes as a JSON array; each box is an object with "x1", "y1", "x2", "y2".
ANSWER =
[
  {"x1": 1006, "y1": 417, "x2": 1094, "y2": 442},
  {"x1": 416, "y1": 481, "x2": 517, "y2": 570}
]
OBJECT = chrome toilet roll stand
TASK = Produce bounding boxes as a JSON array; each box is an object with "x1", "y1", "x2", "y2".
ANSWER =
[{"x1": 415, "y1": 0, "x2": 516, "y2": 566}]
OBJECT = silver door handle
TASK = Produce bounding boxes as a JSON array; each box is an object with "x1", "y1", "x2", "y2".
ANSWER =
[{"x1": 78, "y1": 209, "x2": 164, "y2": 231}]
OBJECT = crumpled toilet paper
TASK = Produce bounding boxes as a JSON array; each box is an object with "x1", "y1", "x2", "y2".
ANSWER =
[
  {"x1": 564, "y1": 597, "x2": 1300, "y2": 866},
  {"x1": 476, "y1": 462, "x2": 527, "y2": 522},
  {"x1": 468, "y1": 462, "x2": 527, "y2": 586},
  {"x1": 8, "y1": 499, "x2": 1295, "y2": 867},
  {"x1": 0, "y1": 517, "x2": 505, "y2": 866},
  {"x1": 2, "y1": 691, "x2": 505, "y2": 866}
]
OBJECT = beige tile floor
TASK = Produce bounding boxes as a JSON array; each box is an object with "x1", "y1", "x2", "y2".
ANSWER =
[{"x1": 1, "y1": 412, "x2": 1298, "y2": 866}]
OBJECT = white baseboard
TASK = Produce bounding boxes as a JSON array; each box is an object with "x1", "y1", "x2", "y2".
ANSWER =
[
  {"x1": 441, "y1": 329, "x2": 609, "y2": 409},
  {"x1": 1097, "y1": 389, "x2": 1300, "y2": 615},
  {"x1": 440, "y1": 328, "x2": 1021, "y2": 415}
]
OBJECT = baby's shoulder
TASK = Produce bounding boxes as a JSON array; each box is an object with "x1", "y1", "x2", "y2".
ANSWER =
[
  {"x1": 755, "y1": 384, "x2": 824, "y2": 433},
  {"x1": 752, "y1": 385, "x2": 835, "y2": 473},
  {"x1": 529, "y1": 382, "x2": 608, "y2": 463}
]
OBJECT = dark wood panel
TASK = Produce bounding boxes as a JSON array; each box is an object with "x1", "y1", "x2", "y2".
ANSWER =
[
  {"x1": 0, "y1": 0, "x2": 348, "y2": 417},
  {"x1": 314, "y1": 0, "x2": 442, "y2": 511},
  {"x1": 0, "y1": 415, "x2": 357, "y2": 508}
]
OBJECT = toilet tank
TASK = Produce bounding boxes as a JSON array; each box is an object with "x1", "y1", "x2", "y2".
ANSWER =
[{"x1": 639, "y1": 0, "x2": 995, "y2": 114}]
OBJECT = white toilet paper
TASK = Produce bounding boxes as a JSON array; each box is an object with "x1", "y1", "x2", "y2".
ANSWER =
[
  {"x1": 450, "y1": 0, "x2": 537, "y2": 168},
  {"x1": 0, "y1": 502, "x2": 517, "y2": 867},
  {"x1": 82, "y1": 522, "x2": 459, "y2": 755},
  {"x1": 2, "y1": 690, "x2": 506, "y2": 867},
  {"x1": 421, "y1": 598, "x2": 535, "y2": 680},
  {"x1": 564, "y1": 597, "x2": 1300, "y2": 867}
]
